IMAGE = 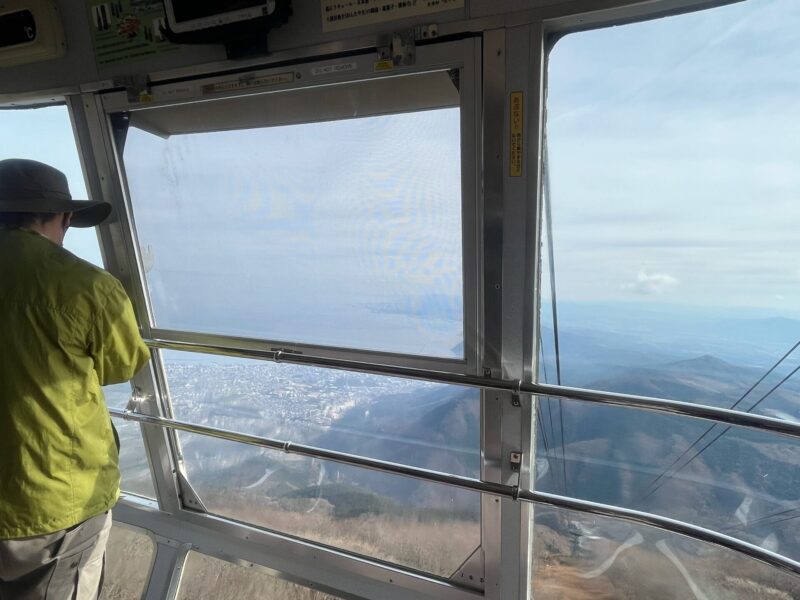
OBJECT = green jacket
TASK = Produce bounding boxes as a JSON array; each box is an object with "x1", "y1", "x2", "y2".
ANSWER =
[{"x1": 0, "y1": 229, "x2": 150, "y2": 538}]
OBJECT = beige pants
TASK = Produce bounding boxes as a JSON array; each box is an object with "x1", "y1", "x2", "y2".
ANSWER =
[{"x1": 0, "y1": 511, "x2": 111, "y2": 600}]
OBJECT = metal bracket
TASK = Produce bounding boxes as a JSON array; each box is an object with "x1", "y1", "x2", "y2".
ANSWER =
[
  {"x1": 152, "y1": 534, "x2": 185, "y2": 548},
  {"x1": 450, "y1": 545, "x2": 484, "y2": 591},
  {"x1": 414, "y1": 23, "x2": 439, "y2": 42},
  {"x1": 509, "y1": 451, "x2": 522, "y2": 472},
  {"x1": 126, "y1": 388, "x2": 152, "y2": 413},
  {"x1": 377, "y1": 24, "x2": 438, "y2": 66},
  {"x1": 116, "y1": 74, "x2": 152, "y2": 104},
  {"x1": 377, "y1": 30, "x2": 416, "y2": 66},
  {"x1": 176, "y1": 471, "x2": 208, "y2": 513},
  {"x1": 511, "y1": 392, "x2": 521, "y2": 407}
]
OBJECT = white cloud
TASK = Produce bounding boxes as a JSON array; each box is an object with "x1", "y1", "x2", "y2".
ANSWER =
[{"x1": 622, "y1": 270, "x2": 679, "y2": 295}]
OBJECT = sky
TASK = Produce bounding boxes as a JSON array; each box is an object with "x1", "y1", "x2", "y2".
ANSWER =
[
  {"x1": 122, "y1": 109, "x2": 465, "y2": 356},
  {"x1": 2, "y1": 0, "x2": 800, "y2": 347},
  {"x1": 546, "y1": 0, "x2": 800, "y2": 313},
  {"x1": 0, "y1": 106, "x2": 104, "y2": 266}
]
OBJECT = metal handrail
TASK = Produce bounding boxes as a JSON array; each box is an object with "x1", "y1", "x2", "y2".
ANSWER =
[
  {"x1": 145, "y1": 337, "x2": 800, "y2": 440},
  {"x1": 111, "y1": 407, "x2": 800, "y2": 579}
]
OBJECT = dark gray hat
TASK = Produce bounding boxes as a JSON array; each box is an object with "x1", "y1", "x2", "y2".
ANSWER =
[{"x1": 0, "y1": 158, "x2": 112, "y2": 228}]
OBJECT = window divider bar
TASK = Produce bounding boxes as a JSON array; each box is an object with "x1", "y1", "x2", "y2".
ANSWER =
[
  {"x1": 145, "y1": 337, "x2": 800, "y2": 441},
  {"x1": 110, "y1": 407, "x2": 800, "y2": 581}
]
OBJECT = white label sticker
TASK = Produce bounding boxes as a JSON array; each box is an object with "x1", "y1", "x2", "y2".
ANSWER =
[
  {"x1": 311, "y1": 62, "x2": 359, "y2": 76},
  {"x1": 202, "y1": 72, "x2": 295, "y2": 95},
  {"x1": 321, "y1": 0, "x2": 464, "y2": 32}
]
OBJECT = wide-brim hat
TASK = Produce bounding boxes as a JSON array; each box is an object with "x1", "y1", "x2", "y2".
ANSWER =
[{"x1": 0, "y1": 158, "x2": 112, "y2": 228}]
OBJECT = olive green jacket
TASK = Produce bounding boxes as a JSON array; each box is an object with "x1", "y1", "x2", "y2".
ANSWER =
[{"x1": 0, "y1": 229, "x2": 150, "y2": 538}]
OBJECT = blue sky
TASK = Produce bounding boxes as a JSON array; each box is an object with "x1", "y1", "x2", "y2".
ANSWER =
[
  {"x1": 2, "y1": 0, "x2": 800, "y2": 336},
  {"x1": 546, "y1": 0, "x2": 800, "y2": 312}
]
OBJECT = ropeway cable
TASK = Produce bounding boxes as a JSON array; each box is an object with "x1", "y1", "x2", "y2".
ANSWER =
[
  {"x1": 723, "y1": 505, "x2": 800, "y2": 534},
  {"x1": 639, "y1": 339, "x2": 800, "y2": 499},
  {"x1": 642, "y1": 344, "x2": 800, "y2": 501},
  {"x1": 543, "y1": 138, "x2": 569, "y2": 496},
  {"x1": 540, "y1": 343, "x2": 559, "y2": 466},
  {"x1": 537, "y1": 344, "x2": 553, "y2": 461}
]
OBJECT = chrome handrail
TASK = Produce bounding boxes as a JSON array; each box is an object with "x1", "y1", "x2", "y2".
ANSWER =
[
  {"x1": 145, "y1": 337, "x2": 800, "y2": 440},
  {"x1": 111, "y1": 407, "x2": 800, "y2": 579}
]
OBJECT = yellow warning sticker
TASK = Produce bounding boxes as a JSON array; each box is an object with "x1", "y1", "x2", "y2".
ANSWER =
[
  {"x1": 510, "y1": 91, "x2": 524, "y2": 177},
  {"x1": 374, "y1": 59, "x2": 394, "y2": 72}
]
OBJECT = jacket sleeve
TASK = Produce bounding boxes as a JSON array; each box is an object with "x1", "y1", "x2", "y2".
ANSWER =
[{"x1": 90, "y1": 277, "x2": 151, "y2": 386}]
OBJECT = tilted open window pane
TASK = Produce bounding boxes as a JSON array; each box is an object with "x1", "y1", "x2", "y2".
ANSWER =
[
  {"x1": 163, "y1": 350, "x2": 480, "y2": 576},
  {"x1": 538, "y1": 0, "x2": 800, "y2": 584},
  {"x1": 120, "y1": 72, "x2": 465, "y2": 358}
]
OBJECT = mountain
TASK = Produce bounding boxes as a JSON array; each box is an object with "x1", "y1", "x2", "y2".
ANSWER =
[
  {"x1": 313, "y1": 384, "x2": 480, "y2": 511},
  {"x1": 537, "y1": 354, "x2": 800, "y2": 558}
]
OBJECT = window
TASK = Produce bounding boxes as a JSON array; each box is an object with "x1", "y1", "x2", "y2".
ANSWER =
[
  {"x1": 108, "y1": 58, "x2": 479, "y2": 576},
  {"x1": 0, "y1": 105, "x2": 155, "y2": 498},
  {"x1": 165, "y1": 350, "x2": 480, "y2": 575},
  {"x1": 538, "y1": 0, "x2": 800, "y2": 592},
  {"x1": 119, "y1": 71, "x2": 466, "y2": 359},
  {"x1": 178, "y1": 552, "x2": 344, "y2": 600}
]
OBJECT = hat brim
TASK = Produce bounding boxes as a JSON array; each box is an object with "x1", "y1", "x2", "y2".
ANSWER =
[{"x1": 69, "y1": 200, "x2": 113, "y2": 228}]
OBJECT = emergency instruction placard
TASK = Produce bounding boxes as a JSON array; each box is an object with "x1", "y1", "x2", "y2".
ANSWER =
[
  {"x1": 86, "y1": 0, "x2": 177, "y2": 66},
  {"x1": 322, "y1": 0, "x2": 465, "y2": 32},
  {"x1": 510, "y1": 91, "x2": 524, "y2": 177}
]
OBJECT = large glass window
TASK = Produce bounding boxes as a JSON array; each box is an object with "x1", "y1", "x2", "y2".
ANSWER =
[
  {"x1": 113, "y1": 66, "x2": 477, "y2": 575},
  {"x1": 120, "y1": 72, "x2": 465, "y2": 358},
  {"x1": 164, "y1": 350, "x2": 480, "y2": 575},
  {"x1": 0, "y1": 106, "x2": 155, "y2": 498},
  {"x1": 537, "y1": 0, "x2": 800, "y2": 592}
]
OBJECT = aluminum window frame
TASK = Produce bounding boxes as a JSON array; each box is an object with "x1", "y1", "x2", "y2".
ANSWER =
[{"x1": 57, "y1": 2, "x2": 774, "y2": 600}]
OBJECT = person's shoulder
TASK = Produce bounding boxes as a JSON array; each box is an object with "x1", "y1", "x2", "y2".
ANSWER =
[{"x1": 56, "y1": 247, "x2": 125, "y2": 301}]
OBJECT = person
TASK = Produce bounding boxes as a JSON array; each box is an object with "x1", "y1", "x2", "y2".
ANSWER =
[{"x1": 0, "y1": 159, "x2": 151, "y2": 599}]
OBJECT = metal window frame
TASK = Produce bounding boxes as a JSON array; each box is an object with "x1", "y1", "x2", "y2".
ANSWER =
[
  {"x1": 52, "y1": 1, "x2": 795, "y2": 599},
  {"x1": 480, "y1": 21, "x2": 546, "y2": 600}
]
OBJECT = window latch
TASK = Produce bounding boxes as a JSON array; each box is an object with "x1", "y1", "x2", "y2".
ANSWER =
[{"x1": 125, "y1": 387, "x2": 151, "y2": 413}]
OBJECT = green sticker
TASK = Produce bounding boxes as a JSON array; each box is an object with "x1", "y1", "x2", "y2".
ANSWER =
[{"x1": 86, "y1": 0, "x2": 177, "y2": 67}]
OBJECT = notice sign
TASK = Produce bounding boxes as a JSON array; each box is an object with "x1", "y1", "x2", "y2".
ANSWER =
[
  {"x1": 87, "y1": 0, "x2": 177, "y2": 66},
  {"x1": 322, "y1": 0, "x2": 464, "y2": 33},
  {"x1": 202, "y1": 72, "x2": 295, "y2": 95},
  {"x1": 510, "y1": 91, "x2": 524, "y2": 177}
]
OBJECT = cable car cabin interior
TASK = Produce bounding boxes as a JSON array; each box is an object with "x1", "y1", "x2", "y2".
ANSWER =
[{"x1": 2, "y1": 0, "x2": 800, "y2": 598}]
